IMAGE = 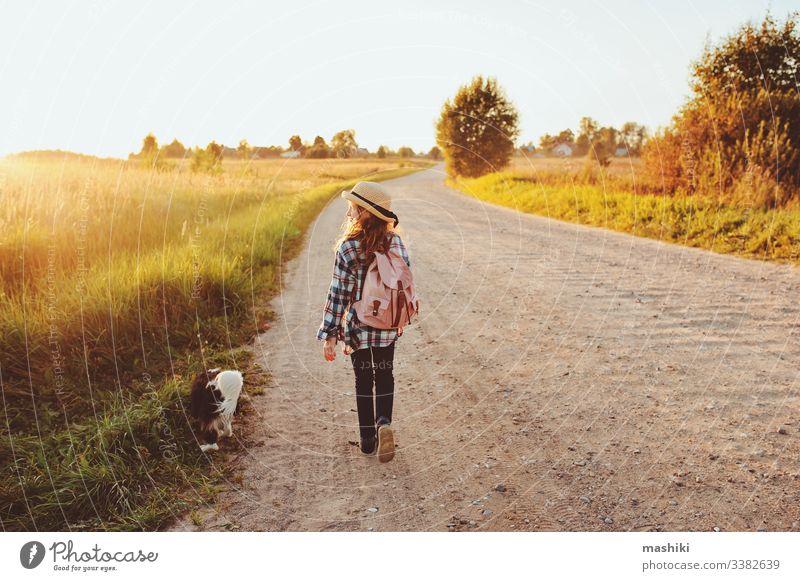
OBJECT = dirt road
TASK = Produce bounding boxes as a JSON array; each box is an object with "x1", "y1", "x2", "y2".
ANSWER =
[{"x1": 173, "y1": 163, "x2": 800, "y2": 532}]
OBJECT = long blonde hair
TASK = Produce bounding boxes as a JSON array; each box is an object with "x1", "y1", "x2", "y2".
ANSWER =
[{"x1": 335, "y1": 204, "x2": 398, "y2": 267}]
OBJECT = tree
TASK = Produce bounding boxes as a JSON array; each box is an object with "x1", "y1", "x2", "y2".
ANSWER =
[
  {"x1": 427, "y1": 146, "x2": 442, "y2": 160},
  {"x1": 331, "y1": 129, "x2": 357, "y2": 158},
  {"x1": 691, "y1": 11, "x2": 800, "y2": 95},
  {"x1": 398, "y1": 146, "x2": 414, "y2": 158},
  {"x1": 585, "y1": 126, "x2": 618, "y2": 167},
  {"x1": 435, "y1": 75, "x2": 520, "y2": 177},
  {"x1": 538, "y1": 133, "x2": 557, "y2": 152},
  {"x1": 140, "y1": 133, "x2": 159, "y2": 157},
  {"x1": 538, "y1": 129, "x2": 574, "y2": 155},
  {"x1": 237, "y1": 139, "x2": 252, "y2": 160},
  {"x1": 305, "y1": 135, "x2": 330, "y2": 158},
  {"x1": 587, "y1": 141, "x2": 612, "y2": 168},
  {"x1": 555, "y1": 129, "x2": 575, "y2": 145},
  {"x1": 206, "y1": 141, "x2": 223, "y2": 161},
  {"x1": 131, "y1": 133, "x2": 165, "y2": 167},
  {"x1": 254, "y1": 145, "x2": 283, "y2": 159},
  {"x1": 191, "y1": 141, "x2": 223, "y2": 173},
  {"x1": 619, "y1": 122, "x2": 647, "y2": 155},
  {"x1": 376, "y1": 145, "x2": 387, "y2": 159},
  {"x1": 575, "y1": 117, "x2": 599, "y2": 156},
  {"x1": 288, "y1": 135, "x2": 304, "y2": 153},
  {"x1": 161, "y1": 138, "x2": 187, "y2": 158},
  {"x1": 643, "y1": 11, "x2": 800, "y2": 206}
]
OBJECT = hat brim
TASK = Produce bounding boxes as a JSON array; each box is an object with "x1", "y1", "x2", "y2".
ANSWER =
[{"x1": 341, "y1": 189, "x2": 397, "y2": 225}]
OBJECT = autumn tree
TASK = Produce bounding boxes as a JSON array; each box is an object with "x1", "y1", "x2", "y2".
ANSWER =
[
  {"x1": 436, "y1": 76, "x2": 520, "y2": 177},
  {"x1": 331, "y1": 129, "x2": 357, "y2": 158},
  {"x1": 574, "y1": 117, "x2": 599, "y2": 156},
  {"x1": 140, "y1": 133, "x2": 158, "y2": 157},
  {"x1": 573, "y1": 119, "x2": 623, "y2": 166},
  {"x1": 191, "y1": 141, "x2": 223, "y2": 173},
  {"x1": 254, "y1": 146, "x2": 283, "y2": 159},
  {"x1": 691, "y1": 12, "x2": 800, "y2": 95},
  {"x1": 538, "y1": 133, "x2": 557, "y2": 152},
  {"x1": 556, "y1": 129, "x2": 575, "y2": 146},
  {"x1": 161, "y1": 138, "x2": 187, "y2": 158},
  {"x1": 131, "y1": 133, "x2": 162, "y2": 166},
  {"x1": 376, "y1": 145, "x2": 387, "y2": 159},
  {"x1": 129, "y1": 132, "x2": 172, "y2": 168},
  {"x1": 619, "y1": 122, "x2": 647, "y2": 155},
  {"x1": 288, "y1": 135, "x2": 304, "y2": 153},
  {"x1": 305, "y1": 135, "x2": 330, "y2": 158},
  {"x1": 237, "y1": 139, "x2": 251, "y2": 160},
  {"x1": 206, "y1": 141, "x2": 223, "y2": 161},
  {"x1": 587, "y1": 127, "x2": 619, "y2": 167},
  {"x1": 643, "y1": 11, "x2": 800, "y2": 207}
]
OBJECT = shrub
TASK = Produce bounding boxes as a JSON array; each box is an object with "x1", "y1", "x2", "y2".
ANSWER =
[{"x1": 643, "y1": 12, "x2": 800, "y2": 207}]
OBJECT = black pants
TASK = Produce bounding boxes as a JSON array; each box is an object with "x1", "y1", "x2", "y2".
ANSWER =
[{"x1": 350, "y1": 341, "x2": 395, "y2": 440}]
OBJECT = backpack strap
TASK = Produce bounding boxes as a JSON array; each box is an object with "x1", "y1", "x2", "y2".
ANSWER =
[
  {"x1": 349, "y1": 234, "x2": 395, "y2": 317},
  {"x1": 349, "y1": 248, "x2": 371, "y2": 307},
  {"x1": 392, "y1": 280, "x2": 407, "y2": 327}
]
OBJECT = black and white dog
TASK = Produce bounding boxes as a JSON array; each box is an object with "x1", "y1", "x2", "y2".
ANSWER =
[{"x1": 189, "y1": 368, "x2": 243, "y2": 452}]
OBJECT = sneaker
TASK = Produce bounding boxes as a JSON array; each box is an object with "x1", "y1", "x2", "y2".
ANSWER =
[
  {"x1": 376, "y1": 424, "x2": 395, "y2": 463},
  {"x1": 360, "y1": 436, "x2": 376, "y2": 455}
]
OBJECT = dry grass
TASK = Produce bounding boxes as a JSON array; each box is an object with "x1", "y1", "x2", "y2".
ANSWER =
[
  {"x1": 0, "y1": 154, "x2": 428, "y2": 530},
  {"x1": 509, "y1": 154, "x2": 644, "y2": 179}
]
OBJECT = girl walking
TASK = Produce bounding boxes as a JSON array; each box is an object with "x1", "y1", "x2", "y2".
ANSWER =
[{"x1": 317, "y1": 181, "x2": 412, "y2": 463}]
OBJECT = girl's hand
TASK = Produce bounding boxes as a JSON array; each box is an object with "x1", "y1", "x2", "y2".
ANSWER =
[
  {"x1": 323, "y1": 337, "x2": 337, "y2": 361},
  {"x1": 342, "y1": 343, "x2": 353, "y2": 356}
]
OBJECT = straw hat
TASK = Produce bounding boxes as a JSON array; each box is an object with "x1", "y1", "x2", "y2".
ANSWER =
[{"x1": 341, "y1": 181, "x2": 399, "y2": 227}]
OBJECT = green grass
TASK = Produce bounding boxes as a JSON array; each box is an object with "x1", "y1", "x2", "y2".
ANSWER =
[
  {"x1": 451, "y1": 172, "x2": 800, "y2": 264},
  {"x1": 0, "y1": 156, "x2": 428, "y2": 531}
]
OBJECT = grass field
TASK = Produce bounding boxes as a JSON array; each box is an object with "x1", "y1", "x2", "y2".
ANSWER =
[
  {"x1": 510, "y1": 154, "x2": 644, "y2": 180},
  {"x1": 0, "y1": 154, "x2": 430, "y2": 530},
  {"x1": 451, "y1": 156, "x2": 800, "y2": 265}
]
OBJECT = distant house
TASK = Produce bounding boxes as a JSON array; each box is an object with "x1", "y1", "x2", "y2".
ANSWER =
[
  {"x1": 280, "y1": 150, "x2": 301, "y2": 159},
  {"x1": 614, "y1": 146, "x2": 628, "y2": 157},
  {"x1": 552, "y1": 143, "x2": 574, "y2": 157}
]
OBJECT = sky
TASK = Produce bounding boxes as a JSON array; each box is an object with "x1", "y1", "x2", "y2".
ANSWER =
[{"x1": 0, "y1": 0, "x2": 795, "y2": 158}]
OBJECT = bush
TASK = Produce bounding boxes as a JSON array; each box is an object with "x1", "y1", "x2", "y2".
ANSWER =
[
  {"x1": 643, "y1": 12, "x2": 800, "y2": 207},
  {"x1": 641, "y1": 127, "x2": 685, "y2": 195}
]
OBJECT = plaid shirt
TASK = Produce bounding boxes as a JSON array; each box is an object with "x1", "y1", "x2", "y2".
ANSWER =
[{"x1": 317, "y1": 233, "x2": 411, "y2": 351}]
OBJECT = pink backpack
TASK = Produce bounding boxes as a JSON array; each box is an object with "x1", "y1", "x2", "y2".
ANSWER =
[{"x1": 352, "y1": 246, "x2": 419, "y2": 334}]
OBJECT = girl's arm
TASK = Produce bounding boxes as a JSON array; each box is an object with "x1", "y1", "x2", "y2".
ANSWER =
[{"x1": 317, "y1": 243, "x2": 356, "y2": 342}]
